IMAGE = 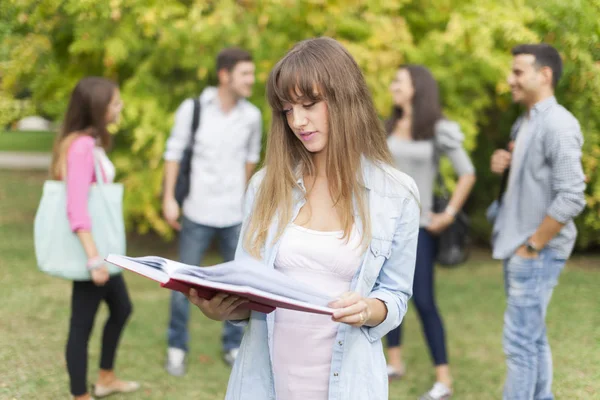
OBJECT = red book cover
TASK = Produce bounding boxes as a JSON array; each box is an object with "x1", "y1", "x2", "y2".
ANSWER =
[
  {"x1": 106, "y1": 254, "x2": 334, "y2": 316},
  {"x1": 161, "y1": 279, "x2": 276, "y2": 314}
]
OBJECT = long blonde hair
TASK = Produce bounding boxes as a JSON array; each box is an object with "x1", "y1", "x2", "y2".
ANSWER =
[{"x1": 243, "y1": 37, "x2": 393, "y2": 258}]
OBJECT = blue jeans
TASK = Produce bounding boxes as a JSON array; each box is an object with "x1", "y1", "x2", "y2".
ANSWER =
[
  {"x1": 502, "y1": 248, "x2": 566, "y2": 400},
  {"x1": 167, "y1": 217, "x2": 244, "y2": 353}
]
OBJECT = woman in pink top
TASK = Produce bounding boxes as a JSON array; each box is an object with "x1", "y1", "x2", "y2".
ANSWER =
[{"x1": 49, "y1": 77, "x2": 139, "y2": 400}]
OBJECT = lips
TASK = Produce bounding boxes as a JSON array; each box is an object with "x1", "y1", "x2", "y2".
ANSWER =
[{"x1": 299, "y1": 131, "x2": 316, "y2": 141}]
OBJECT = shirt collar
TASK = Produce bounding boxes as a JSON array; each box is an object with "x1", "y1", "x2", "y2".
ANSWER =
[
  {"x1": 201, "y1": 86, "x2": 245, "y2": 114},
  {"x1": 530, "y1": 96, "x2": 557, "y2": 117},
  {"x1": 200, "y1": 86, "x2": 218, "y2": 105}
]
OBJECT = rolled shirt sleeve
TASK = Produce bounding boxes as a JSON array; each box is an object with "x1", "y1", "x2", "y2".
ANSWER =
[
  {"x1": 164, "y1": 98, "x2": 195, "y2": 162},
  {"x1": 361, "y1": 189, "x2": 420, "y2": 342},
  {"x1": 545, "y1": 124, "x2": 586, "y2": 223},
  {"x1": 66, "y1": 136, "x2": 96, "y2": 232}
]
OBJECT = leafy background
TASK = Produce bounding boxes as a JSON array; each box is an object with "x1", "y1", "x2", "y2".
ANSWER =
[{"x1": 2, "y1": 0, "x2": 599, "y2": 248}]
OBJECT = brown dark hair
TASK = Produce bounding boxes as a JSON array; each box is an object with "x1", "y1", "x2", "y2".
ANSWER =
[
  {"x1": 385, "y1": 65, "x2": 442, "y2": 141},
  {"x1": 50, "y1": 76, "x2": 117, "y2": 178},
  {"x1": 511, "y1": 44, "x2": 563, "y2": 88},
  {"x1": 216, "y1": 47, "x2": 252, "y2": 73}
]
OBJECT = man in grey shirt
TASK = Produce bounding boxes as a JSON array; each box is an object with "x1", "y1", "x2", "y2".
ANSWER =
[
  {"x1": 162, "y1": 48, "x2": 262, "y2": 376},
  {"x1": 490, "y1": 44, "x2": 586, "y2": 399}
]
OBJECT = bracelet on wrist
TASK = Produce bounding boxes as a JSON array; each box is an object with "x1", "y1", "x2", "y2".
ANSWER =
[
  {"x1": 86, "y1": 256, "x2": 104, "y2": 271},
  {"x1": 444, "y1": 205, "x2": 458, "y2": 218}
]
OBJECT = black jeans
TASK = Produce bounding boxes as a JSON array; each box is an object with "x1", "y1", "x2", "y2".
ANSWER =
[
  {"x1": 386, "y1": 228, "x2": 448, "y2": 366},
  {"x1": 65, "y1": 274, "x2": 132, "y2": 396}
]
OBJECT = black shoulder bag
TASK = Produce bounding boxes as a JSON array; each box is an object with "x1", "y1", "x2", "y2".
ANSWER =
[
  {"x1": 433, "y1": 173, "x2": 471, "y2": 267},
  {"x1": 174, "y1": 98, "x2": 201, "y2": 207}
]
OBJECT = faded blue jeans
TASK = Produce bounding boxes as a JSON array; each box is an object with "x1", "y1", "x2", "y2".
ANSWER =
[
  {"x1": 502, "y1": 248, "x2": 566, "y2": 400},
  {"x1": 167, "y1": 217, "x2": 244, "y2": 353}
]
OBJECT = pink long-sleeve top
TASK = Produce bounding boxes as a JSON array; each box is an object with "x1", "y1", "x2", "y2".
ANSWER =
[{"x1": 64, "y1": 135, "x2": 110, "y2": 232}]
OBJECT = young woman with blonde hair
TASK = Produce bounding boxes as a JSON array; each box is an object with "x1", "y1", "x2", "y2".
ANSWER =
[{"x1": 187, "y1": 37, "x2": 420, "y2": 400}]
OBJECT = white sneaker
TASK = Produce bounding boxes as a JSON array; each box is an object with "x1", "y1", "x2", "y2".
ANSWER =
[
  {"x1": 165, "y1": 347, "x2": 186, "y2": 376},
  {"x1": 223, "y1": 348, "x2": 239, "y2": 367},
  {"x1": 419, "y1": 382, "x2": 452, "y2": 400},
  {"x1": 386, "y1": 364, "x2": 406, "y2": 380}
]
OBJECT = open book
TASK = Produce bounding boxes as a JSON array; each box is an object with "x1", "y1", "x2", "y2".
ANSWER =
[{"x1": 106, "y1": 254, "x2": 335, "y2": 315}]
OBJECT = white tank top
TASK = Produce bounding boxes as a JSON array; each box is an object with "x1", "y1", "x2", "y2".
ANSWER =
[
  {"x1": 93, "y1": 147, "x2": 115, "y2": 183},
  {"x1": 272, "y1": 223, "x2": 364, "y2": 400}
]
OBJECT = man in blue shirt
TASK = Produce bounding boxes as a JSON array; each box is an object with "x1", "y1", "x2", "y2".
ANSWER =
[{"x1": 490, "y1": 44, "x2": 586, "y2": 399}]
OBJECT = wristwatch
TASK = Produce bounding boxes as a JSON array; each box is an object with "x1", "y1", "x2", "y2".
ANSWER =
[{"x1": 525, "y1": 240, "x2": 540, "y2": 254}]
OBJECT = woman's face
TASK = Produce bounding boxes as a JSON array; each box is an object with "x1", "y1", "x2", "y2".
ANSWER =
[
  {"x1": 389, "y1": 68, "x2": 414, "y2": 108},
  {"x1": 282, "y1": 93, "x2": 329, "y2": 155},
  {"x1": 105, "y1": 89, "x2": 123, "y2": 124}
]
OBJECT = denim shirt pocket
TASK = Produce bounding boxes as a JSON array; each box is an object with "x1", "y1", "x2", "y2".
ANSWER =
[{"x1": 362, "y1": 237, "x2": 392, "y2": 291}]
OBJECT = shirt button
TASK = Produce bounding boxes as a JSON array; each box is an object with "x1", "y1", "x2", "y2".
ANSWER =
[
  {"x1": 338, "y1": 341, "x2": 343, "y2": 346},
  {"x1": 334, "y1": 372, "x2": 339, "y2": 377}
]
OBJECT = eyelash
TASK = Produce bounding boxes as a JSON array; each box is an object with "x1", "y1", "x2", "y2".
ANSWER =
[{"x1": 282, "y1": 102, "x2": 316, "y2": 115}]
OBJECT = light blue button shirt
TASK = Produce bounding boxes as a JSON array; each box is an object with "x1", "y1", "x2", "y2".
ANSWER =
[
  {"x1": 491, "y1": 97, "x2": 586, "y2": 260},
  {"x1": 224, "y1": 159, "x2": 420, "y2": 400}
]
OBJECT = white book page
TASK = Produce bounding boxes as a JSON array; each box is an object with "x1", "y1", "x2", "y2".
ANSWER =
[
  {"x1": 170, "y1": 272, "x2": 334, "y2": 314},
  {"x1": 107, "y1": 254, "x2": 335, "y2": 314},
  {"x1": 105, "y1": 254, "x2": 172, "y2": 283}
]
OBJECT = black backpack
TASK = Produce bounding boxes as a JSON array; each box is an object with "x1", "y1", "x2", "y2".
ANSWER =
[{"x1": 175, "y1": 98, "x2": 201, "y2": 207}]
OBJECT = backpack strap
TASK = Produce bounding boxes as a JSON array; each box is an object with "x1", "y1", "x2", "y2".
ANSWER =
[
  {"x1": 186, "y1": 97, "x2": 201, "y2": 150},
  {"x1": 497, "y1": 116, "x2": 524, "y2": 204}
]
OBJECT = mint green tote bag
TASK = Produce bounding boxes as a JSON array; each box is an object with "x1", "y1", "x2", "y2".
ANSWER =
[{"x1": 34, "y1": 155, "x2": 125, "y2": 280}]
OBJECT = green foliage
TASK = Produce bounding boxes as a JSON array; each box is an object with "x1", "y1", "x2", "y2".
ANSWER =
[{"x1": 2, "y1": 0, "x2": 599, "y2": 248}]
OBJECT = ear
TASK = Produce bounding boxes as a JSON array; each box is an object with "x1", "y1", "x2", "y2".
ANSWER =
[
  {"x1": 218, "y1": 68, "x2": 230, "y2": 85},
  {"x1": 540, "y1": 66, "x2": 553, "y2": 87}
]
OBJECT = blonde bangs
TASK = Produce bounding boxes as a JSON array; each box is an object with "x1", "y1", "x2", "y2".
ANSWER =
[{"x1": 267, "y1": 51, "x2": 325, "y2": 112}]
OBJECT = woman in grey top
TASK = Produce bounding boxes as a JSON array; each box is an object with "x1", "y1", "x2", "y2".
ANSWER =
[{"x1": 385, "y1": 65, "x2": 476, "y2": 400}]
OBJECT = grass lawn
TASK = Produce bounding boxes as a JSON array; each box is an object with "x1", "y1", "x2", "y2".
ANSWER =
[
  {"x1": 0, "y1": 169, "x2": 598, "y2": 399},
  {"x1": 0, "y1": 130, "x2": 55, "y2": 153}
]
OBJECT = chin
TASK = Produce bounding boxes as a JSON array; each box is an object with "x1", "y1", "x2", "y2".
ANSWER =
[{"x1": 304, "y1": 143, "x2": 326, "y2": 154}]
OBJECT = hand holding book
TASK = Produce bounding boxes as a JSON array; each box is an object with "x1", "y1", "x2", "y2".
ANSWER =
[{"x1": 186, "y1": 289, "x2": 251, "y2": 321}]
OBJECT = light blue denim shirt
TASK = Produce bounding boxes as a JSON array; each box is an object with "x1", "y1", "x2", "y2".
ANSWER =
[{"x1": 224, "y1": 159, "x2": 420, "y2": 400}]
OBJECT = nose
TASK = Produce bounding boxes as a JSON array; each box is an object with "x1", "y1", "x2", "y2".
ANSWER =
[
  {"x1": 291, "y1": 107, "x2": 308, "y2": 130},
  {"x1": 507, "y1": 74, "x2": 515, "y2": 86}
]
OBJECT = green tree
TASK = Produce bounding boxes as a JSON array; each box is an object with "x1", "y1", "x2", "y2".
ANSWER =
[{"x1": 2, "y1": 0, "x2": 599, "y2": 248}]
